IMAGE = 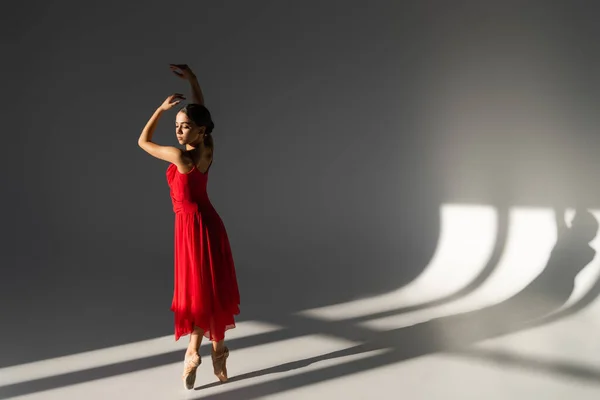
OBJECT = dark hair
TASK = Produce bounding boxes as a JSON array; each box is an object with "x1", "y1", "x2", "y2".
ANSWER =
[{"x1": 179, "y1": 103, "x2": 215, "y2": 148}]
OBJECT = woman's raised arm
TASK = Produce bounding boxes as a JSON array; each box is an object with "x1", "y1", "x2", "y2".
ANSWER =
[{"x1": 170, "y1": 64, "x2": 205, "y2": 105}]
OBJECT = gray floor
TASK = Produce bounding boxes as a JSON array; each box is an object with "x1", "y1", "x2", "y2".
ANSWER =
[{"x1": 3, "y1": 206, "x2": 600, "y2": 399}]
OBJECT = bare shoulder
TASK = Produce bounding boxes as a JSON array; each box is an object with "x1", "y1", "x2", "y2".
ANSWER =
[
  {"x1": 177, "y1": 150, "x2": 199, "y2": 174},
  {"x1": 139, "y1": 141, "x2": 186, "y2": 166}
]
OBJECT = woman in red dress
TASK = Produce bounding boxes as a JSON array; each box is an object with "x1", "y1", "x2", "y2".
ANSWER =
[{"x1": 138, "y1": 64, "x2": 240, "y2": 389}]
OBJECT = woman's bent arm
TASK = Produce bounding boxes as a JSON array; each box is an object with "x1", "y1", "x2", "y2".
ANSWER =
[{"x1": 138, "y1": 94, "x2": 185, "y2": 165}]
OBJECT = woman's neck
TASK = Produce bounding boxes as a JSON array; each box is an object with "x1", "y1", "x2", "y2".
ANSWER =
[{"x1": 185, "y1": 141, "x2": 204, "y2": 152}]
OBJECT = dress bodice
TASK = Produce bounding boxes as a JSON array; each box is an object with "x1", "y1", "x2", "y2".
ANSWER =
[{"x1": 166, "y1": 164, "x2": 213, "y2": 214}]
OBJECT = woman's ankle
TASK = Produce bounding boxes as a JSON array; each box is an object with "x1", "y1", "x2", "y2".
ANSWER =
[{"x1": 185, "y1": 348, "x2": 199, "y2": 357}]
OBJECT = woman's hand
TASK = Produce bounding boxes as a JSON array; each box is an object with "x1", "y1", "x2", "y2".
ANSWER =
[
  {"x1": 159, "y1": 93, "x2": 185, "y2": 111},
  {"x1": 170, "y1": 64, "x2": 196, "y2": 81},
  {"x1": 169, "y1": 63, "x2": 204, "y2": 105}
]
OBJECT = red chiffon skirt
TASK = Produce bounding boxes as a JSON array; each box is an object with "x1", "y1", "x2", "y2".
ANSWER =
[{"x1": 170, "y1": 208, "x2": 240, "y2": 341}]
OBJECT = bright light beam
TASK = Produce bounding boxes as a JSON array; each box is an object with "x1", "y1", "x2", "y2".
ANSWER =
[
  {"x1": 298, "y1": 204, "x2": 498, "y2": 321},
  {"x1": 360, "y1": 207, "x2": 599, "y2": 331},
  {"x1": 0, "y1": 321, "x2": 282, "y2": 387}
]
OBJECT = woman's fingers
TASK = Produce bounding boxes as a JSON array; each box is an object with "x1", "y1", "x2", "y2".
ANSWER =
[
  {"x1": 169, "y1": 64, "x2": 192, "y2": 79},
  {"x1": 169, "y1": 64, "x2": 188, "y2": 72},
  {"x1": 169, "y1": 94, "x2": 185, "y2": 106}
]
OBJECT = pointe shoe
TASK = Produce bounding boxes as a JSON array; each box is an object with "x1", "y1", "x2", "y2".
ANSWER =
[
  {"x1": 182, "y1": 353, "x2": 201, "y2": 390},
  {"x1": 211, "y1": 346, "x2": 229, "y2": 382}
]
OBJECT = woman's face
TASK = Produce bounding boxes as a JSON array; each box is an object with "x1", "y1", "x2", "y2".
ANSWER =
[{"x1": 175, "y1": 112, "x2": 204, "y2": 145}]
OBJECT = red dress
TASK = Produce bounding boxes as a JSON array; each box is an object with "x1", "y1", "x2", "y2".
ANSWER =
[{"x1": 166, "y1": 162, "x2": 240, "y2": 342}]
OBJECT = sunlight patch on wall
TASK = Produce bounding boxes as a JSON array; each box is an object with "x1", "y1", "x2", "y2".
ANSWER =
[
  {"x1": 299, "y1": 206, "x2": 600, "y2": 328},
  {"x1": 360, "y1": 207, "x2": 558, "y2": 331},
  {"x1": 298, "y1": 204, "x2": 499, "y2": 320}
]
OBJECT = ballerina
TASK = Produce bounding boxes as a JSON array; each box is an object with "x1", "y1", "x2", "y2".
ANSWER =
[{"x1": 138, "y1": 64, "x2": 241, "y2": 389}]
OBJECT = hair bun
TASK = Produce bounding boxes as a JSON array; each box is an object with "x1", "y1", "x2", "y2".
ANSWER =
[{"x1": 206, "y1": 121, "x2": 215, "y2": 134}]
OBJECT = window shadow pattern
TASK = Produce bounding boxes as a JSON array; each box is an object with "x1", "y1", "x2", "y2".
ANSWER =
[{"x1": 0, "y1": 208, "x2": 598, "y2": 399}]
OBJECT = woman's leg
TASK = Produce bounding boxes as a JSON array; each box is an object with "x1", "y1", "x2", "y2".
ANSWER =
[
  {"x1": 187, "y1": 326, "x2": 204, "y2": 357},
  {"x1": 212, "y1": 339, "x2": 224, "y2": 353},
  {"x1": 182, "y1": 326, "x2": 203, "y2": 389},
  {"x1": 211, "y1": 338, "x2": 229, "y2": 382}
]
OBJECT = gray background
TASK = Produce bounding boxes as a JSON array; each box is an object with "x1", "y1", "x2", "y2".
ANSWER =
[{"x1": 1, "y1": 0, "x2": 599, "y2": 379}]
